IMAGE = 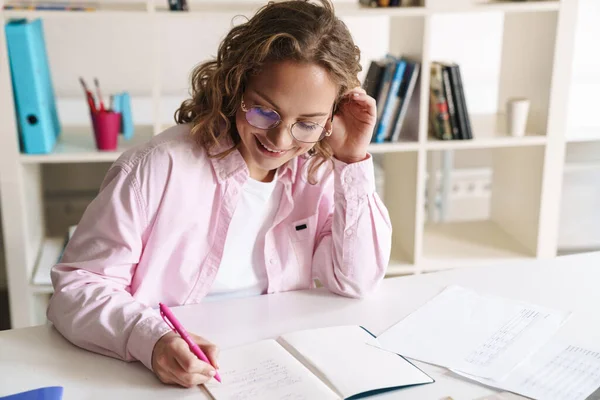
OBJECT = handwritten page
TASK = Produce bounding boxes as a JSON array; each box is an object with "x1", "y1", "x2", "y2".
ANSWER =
[
  {"x1": 377, "y1": 285, "x2": 571, "y2": 380},
  {"x1": 455, "y1": 340, "x2": 600, "y2": 400},
  {"x1": 278, "y1": 325, "x2": 434, "y2": 399},
  {"x1": 204, "y1": 339, "x2": 339, "y2": 400}
]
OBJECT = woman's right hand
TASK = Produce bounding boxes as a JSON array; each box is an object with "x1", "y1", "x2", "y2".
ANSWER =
[{"x1": 151, "y1": 331, "x2": 220, "y2": 388}]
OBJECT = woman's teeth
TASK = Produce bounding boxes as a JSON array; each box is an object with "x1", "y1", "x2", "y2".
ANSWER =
[{"x1": 259, "y1": 140, "x2": 285, "y2": 153}]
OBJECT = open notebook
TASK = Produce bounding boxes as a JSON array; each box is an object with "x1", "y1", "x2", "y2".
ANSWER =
[{"x1": 204, "y1": 325, "x2": 434, "y2": 399}]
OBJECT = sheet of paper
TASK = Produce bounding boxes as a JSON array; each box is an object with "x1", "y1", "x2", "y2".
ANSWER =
[
  {"x1": 377, "y1": 285, "x2": 571, "y2": 380},
  {"x1": 204, "y1": 339, "x2": 339, "y2": 400},
  {"x1": 278, "y1": 325, "x2": 434, "y2": 399},
  {"x1": 455, "y1": 340, "x2": 600, "y2": 400}
]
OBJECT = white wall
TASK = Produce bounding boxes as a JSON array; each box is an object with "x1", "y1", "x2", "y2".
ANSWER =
[{"x1": 566, "y1": 0, "x2": 600, "y2": 137}]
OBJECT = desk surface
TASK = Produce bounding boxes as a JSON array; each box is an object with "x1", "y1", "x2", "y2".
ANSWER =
[{"x1": 1, "y1": 252, "x2": 600, "y2": 399}]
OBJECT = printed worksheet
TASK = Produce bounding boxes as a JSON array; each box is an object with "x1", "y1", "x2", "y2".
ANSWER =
[
  {"x1": 456, "y1": 340, "x2": 600, "y2": 400},
  {"x1": 377, "y1": 285, "x2": 571, "y2": 380}
]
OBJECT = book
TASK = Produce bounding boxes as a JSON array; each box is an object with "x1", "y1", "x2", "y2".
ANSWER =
[
  {"x1": 452, "y1": 64, "x2": 473, "y2": 140},
  {"x1": 374, "y1": 55, "x2": 398, "y2": 123},
  {"x1": 429, "y1": 63, "x2": 452, "y2": 140},
  {"x1": 204, "y1": 325, "x2": 434, "y2": 399},
  {"x1": 439, "y1": 62, "x2": 472, "y2": 140},
  {"x1": 362, "y1": 60, "x2": 386, "y2": 100},
  {"x1": 167, "y1": 0, "x2": 179, "y2": 10},
  {"x1": 440, "y1": 65, "x2": 461, "y2": 139},
  {"x1": 373, "y1": 59, "x2": 407, "y2": 143},
  {"x1": 389, "y1": 59, "x2": 420, "y2": 142},
  {"x1": 167, "y1": 0, "x2": 187, "y2": 11}
]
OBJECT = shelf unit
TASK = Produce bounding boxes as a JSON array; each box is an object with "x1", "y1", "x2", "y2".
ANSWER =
[{"x1": 0, "y1": 0, "x2": 584, "y2": 328}]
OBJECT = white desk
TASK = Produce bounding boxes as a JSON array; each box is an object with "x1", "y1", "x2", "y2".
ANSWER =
[{"x1": 1, "y1": 252, "x2": 600, "y2": 399}]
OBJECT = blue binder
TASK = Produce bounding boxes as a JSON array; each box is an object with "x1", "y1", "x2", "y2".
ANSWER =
[
  {"x1": 112, "y1": 91, "x2": 134, "y2": 140},
  {"x1": 5, "y1": 18, "x2": 61, "y2": 154},
  {"x1": 0, "y1": 386, "x2": 63, "y2": 400}
]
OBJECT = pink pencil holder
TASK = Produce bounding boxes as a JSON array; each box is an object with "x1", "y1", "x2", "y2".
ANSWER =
[{"x1": 92, "y1": 111, "x2": 121, "y2": 151}]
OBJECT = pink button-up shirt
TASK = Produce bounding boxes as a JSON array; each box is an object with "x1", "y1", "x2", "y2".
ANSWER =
[{"x1": 47, "y1": 124, "x2": 392, "y2": 371}]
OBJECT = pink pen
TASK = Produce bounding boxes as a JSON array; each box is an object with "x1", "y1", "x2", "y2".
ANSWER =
[{"x1": 159, "y1": 302, "x2": 221, "y2": 383}]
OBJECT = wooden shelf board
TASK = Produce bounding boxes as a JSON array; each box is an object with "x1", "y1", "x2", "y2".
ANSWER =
[
  {"x1": 426, "y1": 113, "x2": 547, "y2": 150},
  {"x1": 422, "y1": 220, "x2": 534, "y2": 268},
  {"x1": 29, "y1": 236, "x2": 65, "y2": 294},
  {"x1": 368, "y1": 141, "x2": 420, "y2": 153},
  {"x1": 3, "y1": 2, "x2": 149, "y2": 18},
  {"x1": 566, "y1": 128, "x2": 600, "y2": 143},
  {"x1": 155, "y1": 2, "x2": 427, "y2": 17},
  {"x1": 156, "y1": 2, "x2": 261, "y2": 15},
  {"x1": 2, "y1": 0, "x2": 558, "y2": 19},
  {"x1": 19, "y1": 125, "x2": 154, "y2": 164},
  {"x1": 335, "y1": 3, "x2": 427, "y2": 17},
  {"x1": 386, "y1": 250, "x2": 417, "y2": 276},
  {"x1": 435, "y1": 0, "x2": 559, "y2": 13}
]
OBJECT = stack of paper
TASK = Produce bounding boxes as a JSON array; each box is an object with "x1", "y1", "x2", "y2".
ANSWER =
[
  {"x1": 377, "y1": 286, "x2": 600, "y2": 400},
  {"x1": 456, "y1": 340, "x2": 600, "y2": 400}
]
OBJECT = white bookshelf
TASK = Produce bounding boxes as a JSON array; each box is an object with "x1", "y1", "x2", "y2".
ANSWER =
[
  {"x1": 425, "y1": 113, "x2": 548, "y2": 150},
  {"x1": 0, "y1": 0, "x2": 584, "y2": 328},
  {"x1": 19, "y1": 125, "x2": 155, "y2": 164}
]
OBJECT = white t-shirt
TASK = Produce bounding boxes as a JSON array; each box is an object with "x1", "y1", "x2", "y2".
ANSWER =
[{"x1": 205, "y1": 176, "x2": 283, "y2": 301}]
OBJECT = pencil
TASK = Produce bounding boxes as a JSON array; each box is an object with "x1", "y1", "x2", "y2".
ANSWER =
[
  {"x1": 94, "y1": 77, "x2": 106, "y2": 112},
  {"x1": 79, "y1": 77, "x2": 97, "y2": 113}
]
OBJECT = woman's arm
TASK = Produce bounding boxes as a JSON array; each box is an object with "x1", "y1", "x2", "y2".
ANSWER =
[
  {"x1": 312, "y1": 155, "x2": 392, "y2": 298},
  {"x1": 46, "y1": 164, "x2": 170, "y2": 371}
]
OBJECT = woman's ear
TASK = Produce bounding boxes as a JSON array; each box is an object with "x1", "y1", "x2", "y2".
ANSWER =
[{"x1": 325, "y1": 101, "x2": 338, "y2": 131}]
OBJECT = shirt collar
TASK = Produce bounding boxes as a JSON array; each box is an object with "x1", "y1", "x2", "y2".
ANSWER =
[{"x1": 208, "y1": 138, "x2": 297, "y2": 185}]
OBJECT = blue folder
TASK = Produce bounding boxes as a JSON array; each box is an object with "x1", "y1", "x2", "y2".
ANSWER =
[
  {"x1": 0, "y1": 386, "x2": 63, "y2": 400},
  {"x1": 111, "y1": 91, "x2": 134, "y2": 140},
  {"x1": 5, "y1": 18, "x2": 61, "y2": 154}
]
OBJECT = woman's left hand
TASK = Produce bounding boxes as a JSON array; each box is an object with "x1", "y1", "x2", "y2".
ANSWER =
[{"x1": 325, "y1": 87, "x2": 376, "y2": 164}]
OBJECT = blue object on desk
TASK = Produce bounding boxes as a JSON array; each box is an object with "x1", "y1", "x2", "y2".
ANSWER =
[
  {"x1": 5, "y1": 18, "x2": 61, "y2": 154},
  {"x1": 0, "y1": 386, "x2": 63, "y2": 400}
]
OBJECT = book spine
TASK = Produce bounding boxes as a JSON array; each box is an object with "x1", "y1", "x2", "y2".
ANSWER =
[
  {"x1": 390, "y1": 61, "x2": 420, "y2": 142},
  {"x1": 445, "y1": 65, "x2": 466, "y2": 140},
  {"x1": 363, "y1": 61, "x2": 385, "y2": 100},
  {"x1": 429, "y1": 63, "x2": 452, "y2": 140},
  {"x1": 375, "y1": 56, "x2": 396, "y2": 122},
  {"x1": 453, "y1": 65, "x2": 472, "y2": 140},
  {"x1": 167, "y1": 0, "x2": 179, "y2": 10},
  {"x1": 441, "y1": 66, "x2": 460, "y2": 140},
  {"x1": 374, "y1": 60, "x2": 406, "y2": 143}
]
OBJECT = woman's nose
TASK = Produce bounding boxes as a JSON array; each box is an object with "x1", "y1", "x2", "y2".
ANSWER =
[{"x1": 267, "y1": 123, "x2": 294, "y2": 150}]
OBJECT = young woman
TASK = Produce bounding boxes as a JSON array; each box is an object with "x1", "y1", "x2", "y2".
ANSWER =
[{"x1": 47, "y1": 0, "x2": 392, "y2": 389}]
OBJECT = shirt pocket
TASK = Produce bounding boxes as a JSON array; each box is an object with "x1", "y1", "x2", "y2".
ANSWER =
[
  {"x1": 288, "y1": 215, "x2": 318, "y2": 243},
  {"x1": 287, "y1": 214, "x2": 319, "y2": 278}
]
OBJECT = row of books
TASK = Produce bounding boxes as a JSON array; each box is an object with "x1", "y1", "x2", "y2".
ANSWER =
[
  {"x1": 363, "y1": 55, "x2": 473, "y2": 142},
  {"x1": 359, "y1": 0, "x2": 421, "y2": 7},
  {"x1": 363, "y1": 55, "x2": 421, "y2": 143},
  {"x1": 429, "y1": 61, "x2": 473, "y2": 140},
  {"x1": 167, "y1": 0, "x2": 188, "y2": 11}
]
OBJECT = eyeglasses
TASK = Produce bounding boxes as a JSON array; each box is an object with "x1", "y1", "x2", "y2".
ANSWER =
[{"x1": 240, "y1": 99, "x2": 333, "y2": 144}]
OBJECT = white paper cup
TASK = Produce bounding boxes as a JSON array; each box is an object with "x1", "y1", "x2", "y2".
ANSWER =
[{"x1": 507, "y1": 98, "x2": 530, "y2": 137}]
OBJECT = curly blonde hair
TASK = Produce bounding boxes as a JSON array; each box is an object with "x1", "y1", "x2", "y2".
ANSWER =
[{"x1": 174, "y1": 0, "x2": 362, "y2": 182}]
